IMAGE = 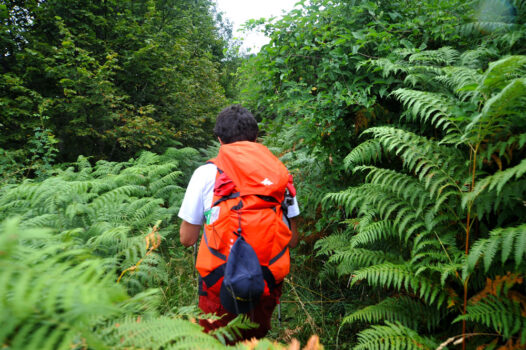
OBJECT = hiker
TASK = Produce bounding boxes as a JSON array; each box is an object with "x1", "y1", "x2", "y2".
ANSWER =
[{"x1": 178, "y1": 105, "x2": 300, "y2": 342}]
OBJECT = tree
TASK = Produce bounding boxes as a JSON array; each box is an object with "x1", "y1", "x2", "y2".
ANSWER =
[{"x1": 0, "y1": 0, "x2": 230, "y2": 166}]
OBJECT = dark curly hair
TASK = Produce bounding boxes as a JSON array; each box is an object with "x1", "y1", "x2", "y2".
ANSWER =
[{"x1": 213, "y1": 105, "x2": 258, "y2": 144}]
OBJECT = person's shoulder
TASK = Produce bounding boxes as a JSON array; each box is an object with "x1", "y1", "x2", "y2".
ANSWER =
[
  {"x1": 190, "y1": 162, "x2": 217, "y2": 183},
  {"x1": 193, "y1": 162, "x2": 217, "y2": 174}
]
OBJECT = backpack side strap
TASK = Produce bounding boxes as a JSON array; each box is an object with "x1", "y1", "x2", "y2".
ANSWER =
[
  {"x1": 203, "y1": 230, "x2": 227, "y2": 260},
  {"x1": 269, "y1": 246, "x2": 288, "y2": 265},
  {"x1": 212, "y1": 192, "x2": 240, "y2": 207},
  {"x1": 261, "y1": 266, "x2": 277, "y2": 290},
  {"x1": 202, "y1": 264, "x2": 226, "y2": 288}
]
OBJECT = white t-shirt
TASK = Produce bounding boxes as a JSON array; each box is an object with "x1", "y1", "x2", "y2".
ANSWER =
[{"x1": 178, "y1": 163, "x2": 300, "y2": 225}]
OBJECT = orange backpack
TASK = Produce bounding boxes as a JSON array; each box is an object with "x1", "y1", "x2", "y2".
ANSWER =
[{"x1": 195, "y1": 141, "x2": 293, "y2": 297}]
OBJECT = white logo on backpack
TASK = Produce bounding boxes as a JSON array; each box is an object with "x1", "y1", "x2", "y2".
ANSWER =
[{"x1": 261, "y1": 178, "x2": 274, "y2": 186}]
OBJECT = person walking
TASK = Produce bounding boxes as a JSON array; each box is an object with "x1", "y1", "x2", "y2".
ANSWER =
[{"x1": 178, "y1": 105, "x2": 300, "y2": 342}]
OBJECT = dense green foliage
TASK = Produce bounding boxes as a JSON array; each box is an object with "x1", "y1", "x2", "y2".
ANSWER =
[
  {"x1": 237, "y1": 0, "x2": 526, "y2": 348},
  {"x1": 320, "y1": 54, "x2": 526, "y2": 348},
  {"x1": 0, "y1": 147, "x2": 197, "y2": 296},
  {"x1": 0, "y1": 147, "x2": 219, "y2": 349},
  {"x1": 0, "y1": 218, "x2": 228, "y2": 350},
  {"x1": 2, "y1": 0, "x2": 526, "y2": 348},
  {"x1": 0, "y1": 149, "x2": 306, "y2": 349},
  {"x1": 1, "y1": 0, "x2": 234, "y2": 171}
]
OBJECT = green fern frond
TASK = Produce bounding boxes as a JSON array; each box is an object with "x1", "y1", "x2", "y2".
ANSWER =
[
  {"x1": 464, "y1": 158, "x2": 526, "y2": 207},
  {"x1": 351, "y1": 220, "x2": 404, "y2": 247},
  {"x1": 411, "y1": 243, "x2": 449, "y2": 264},
  {"x1": 344, "y1": 139, "x2": 383, "y2": 170},
  {"x1": 325, "y1": 183, "x2": 426, "y2": 229},
  {"x1": 210, "y1": 314, "x2": 259, "y2": 346},
  {"x1": 478, "y1": 133, "x2": 526, "y2": 166},
  {"x1": 477, "y1": 55, "x2": 526, "y2": 94},
  {"x1": 357, "y1": 166, "x2": 432, "y2": 210},
  {"x1": 87, "y1": 226, "x2": 130, "y2": 251},
  {"x1": 323, "y1": 186, "x2": 366, "y2": 216},
  {"x1": 135, "y1": 151, "x2": 161, "y2": 166},
  {"x1": 130, "y1": 198, "x2": 165, "y2": 222},
  {"x1": 391, "y1": 89, "x2": 459, "y2": 133},
  {"x1": 0, "y1": 218, "x2": 135, "y2": 350},
  {"x1": 403, "y1": 73, "x2": 423, "y2": 87},
  {"x1": 363, "y1": 127, "x2": 465, "y2": 195},
  {"x1": 149, "y1": 171, "x2": 182, "y2": 194},
  {"x1": 483, "y1": 75, "x2": 526, "y2": 112},
  {"x1": 343, "y1": 296, "x2": 444, "y2": 331},
  {"x1": 91, "y1": 160, "x2": 127, "y2": 177},
  {"x1": 352, "y1": 263, "x2": 447, "y2": 307},
  {"x1": 107, "y1": 316, "x2": 225, "y2": 349},
  {"x1": 112, "y1": 172, "x2": 148, "y2": 187},
  {"x1": 354, "y1": 321, "x2": 438, "y2": 350},
  {"x1": 147, "y1": 163, "x2": 179, "y2": 179},
  {"x1": 455, "y1": 296, "x2": 526, "y2": 342},
  {"x1": 435, "y1": 66, "x2": 482, "y2": 101},
  {"x1": 459, "y1": 47, "x2": 499, "y2": 68},
  {"x1": 315, "y1": 231, "x2": 354, "y2": 256},
  {"x1": 20, "y1": 213, "x2": 60, "y2": 228},
  {"x1": 91, "y1": 185, "x2": 146, "y2": 210},
  {"x1": 122, "y1": 253, "x2": 170, "y2": 290},
  {"x1": 466, "y1": 78, "x2": 526, "y2": 143},
  {"x1": 366, "y1": 58, "x2": 409, "y2": 78},
  {"x1": 330, "y1": 248, "x2": 403, "y2": 274},
  {"x1": 409, "y1": 47, "x2": 459, "y2": 66},
  {"x1": 465, "y1": 223, "x2": 526, "y2": 274}
]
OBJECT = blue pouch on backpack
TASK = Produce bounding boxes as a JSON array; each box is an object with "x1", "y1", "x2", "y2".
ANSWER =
[{"x1": 219, "y1": 236, "x2": 265, "y2": 314}]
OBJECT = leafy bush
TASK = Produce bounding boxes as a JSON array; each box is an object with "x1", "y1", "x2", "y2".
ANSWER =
[
  {"x1": 236, "y1": 0, "x2": 526, "y2": 347},
  {"x1": 321, "y1": 52, "x2": 526, "y2": 348},
  {"x1": 0, "y1": 217, "x2": 239, "y2": 349},
  {"x1": 0, "y1": 147, "x2": 201, "y2": 298},
  {"x1": 1, "y1": 0, "x2": 231, "y2": 163}
]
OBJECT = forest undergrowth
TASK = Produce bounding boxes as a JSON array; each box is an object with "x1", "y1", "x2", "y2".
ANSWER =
[
  {"x1": 2, "y1": 0, "x2": 526, "y2": 349},
  {"x1": 0, "y1": 146, "x2": 323, "y2": 349},
  {"x1": 240, "y1": 0, "x2": 526, "y2": 348}
]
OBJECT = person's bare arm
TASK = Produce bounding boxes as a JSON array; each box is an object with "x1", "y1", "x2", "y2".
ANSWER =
[
  {"x1": 180, "y1": 220, "x2": 201, "y2": 247},
  {"x1": 289, "y1": 217, "x2": 299, "y2": 248}
]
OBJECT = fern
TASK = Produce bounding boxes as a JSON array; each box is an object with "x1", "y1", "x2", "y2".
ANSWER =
[
  {"x1": 0, "y1": 147, "x2": 197, "y2": 297},
  {"x1": 466, "y1": 224, "x2": 526, "y2": 273},
  {"x1": 361, "y1": 127, "x2": 465, "y2": 198},
  {"x1": 350, "y1": 220, "x2": 406, "y2": 247},
  {"x1": 365, "y1": 58, "x2": 410, "y2": 78},
  {"x1": 466, "y1": 76, "x2": 526, "y2": 142},
  {"x1": 343, "y1": 296, "x2": 444, "y2": 331},
  {"x1": 322, "y1": 51, "x2": 526, "y2": 347},
  {"x1": 0, "y1": 218, "x2": 151, "y2": 349},
  {"x1": 391, "y1": 89, "x2": 460, "y2": 133},
  {"x1": 357, "y1": 166, "x2": 431, "y2": 210},
  {"x1": 330, "y1": 248, "x2": 403, "y2": 274},
  {"x1": 463, "y1": 158, "x2": 526, "y2": 206},
  {"x1": 315, "y1": 231, "x2": 354, "y2": 256},
  {"x1": 352, "y1": 263, "x2": 448, "y2": 307},
  {"x1": 435, "y1": 66, "x2": 482, "y2": 101},
  {"x1": 477, "y1": 56, "x2": 526, "y2": 95},
  {"x1": 209, "y1": 315, "x2": 260, "y2": 346},
  {"x1": 409, "y1": 47, "x2": 459, "y2": 66},
  {"x1": 354, "y1": 321, "x2": 438, "y2": 350},
  {"x1": 105, "y1": 316, "x2": 225, "y2": 349},
  {"x1": 459, "y1": 47, "x2": 499, "y2": 68},
  {"x1": 455, "y1": 296, "x2": 526, "y2": 343},
  {"x1": 344, "y1": 139, "x2": 383, "y2": 170}
]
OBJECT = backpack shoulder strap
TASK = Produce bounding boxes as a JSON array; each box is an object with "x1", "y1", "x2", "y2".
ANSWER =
[{"x1": 205, "y1": 159, "x2": 223, "y2": 174}]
